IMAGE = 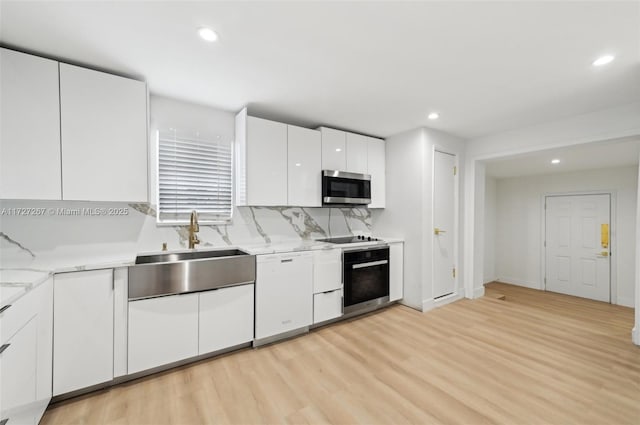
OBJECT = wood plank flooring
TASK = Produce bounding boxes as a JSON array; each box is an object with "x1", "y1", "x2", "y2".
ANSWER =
[{"x1": 42, "y1": 282, "x2": 639, "y2": 425}]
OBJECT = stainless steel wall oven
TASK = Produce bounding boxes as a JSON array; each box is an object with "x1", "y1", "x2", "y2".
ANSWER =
[{"x1": 343, "y1": 245, "x2": 390, "y2": 314}]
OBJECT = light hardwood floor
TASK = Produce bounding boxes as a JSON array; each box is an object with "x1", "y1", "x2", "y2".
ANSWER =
[{"x1": 42, "y1": 282, "x2": 639, "y2": 425}]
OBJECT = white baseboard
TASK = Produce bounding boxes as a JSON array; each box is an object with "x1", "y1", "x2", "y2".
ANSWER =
[
  {"x1": 616, "y1": 296, "x2": 635, "y2": 308},
  {"x1": 633, "y1": 326, "x2": 640, "y2": 346},
  {"x1": 496, "y1": 277, "x2": 542, "y2": 290},
  {"x1": 399, "y1": 299, "x2": 422, "y2": 311},
  {"x1": 473, "y1": 286, "x2": 485, "y2": 299},
  {"x1": 421, "y1": 298, "x2": 434, "y2": 312},
  {"x1": 483, "y1": 276, "x2": 497, "y2": 284}
]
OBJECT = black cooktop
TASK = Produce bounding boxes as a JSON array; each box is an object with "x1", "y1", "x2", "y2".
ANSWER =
[{"x1": 317, "y1": 235, "x2": 382, "y2": 244}]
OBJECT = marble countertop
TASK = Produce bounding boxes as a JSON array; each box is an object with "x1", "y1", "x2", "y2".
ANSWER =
[
  {"x1": 0, "y1": 269, "x2": 52, "y2": 309},
  {"x1": 0, "y1": 236, "x2": 404, "y2": 309}
]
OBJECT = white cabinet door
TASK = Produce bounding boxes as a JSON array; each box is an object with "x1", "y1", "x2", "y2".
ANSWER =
[
  {"x1": 0, "y1": 48, "x2": 61, "y2": 200},
  {"x1": 246, "y1": 116, "x2": 288, "y2": 205},
  {"x1": 53, "y1": 269, "x2": 114, "y2": 395},
  {"x1": 389, "y1": 242, "x2": 404, "y2": 302},
  {"x1": 59, "y1": 63, "x2": 148, "y2": 202},
  {"x1": 313, "y1": 289, "x2": 343, "y2": 324},
  {"x1": 320, "y1": 127, "x2": 346, "y2": 171},
  {"x1": 367, "y1": 137, "x2": 386, "y2": 208},
  {"x1": 345, "y1": 133, "x2": 368, "y2": 174},
  {"x1": 128, "y1": 293, "x2": 198, "y2": 374},
  {"x1": 255, "y1": 253, "x2": 313, "y2": 340},
  {"x1": 199, "y1": 284, "x2": 254, "y2": 355},
  {"x1": 288, "y1": 125, "x2": 321, "y2": 207},
  {"x1": 313, "y1": 249, "x2": 342, "y2": 293},
  {"x1": 0, "y1": 318, "x2": 38, "y2": 425}
]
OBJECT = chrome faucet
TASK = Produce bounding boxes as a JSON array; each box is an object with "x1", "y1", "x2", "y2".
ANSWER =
[{"x1": 188, "y1": 210, "x2": 200, "y2": 249}]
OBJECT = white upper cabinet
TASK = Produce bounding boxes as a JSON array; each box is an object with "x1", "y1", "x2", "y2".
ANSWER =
[
  {"x1": 59, "y1": 63, "x2": 148, "y2": 202},
  {"x1": 236, "y1": 112, "x2": 385, "y2": 207},
  {"x1": 236, "y1": 109, "x2": 288, "y2": 206},
  {"x1": 367, "y1": 137, "x2": 386, "y2": 208},
  {"x1": 345, "y1": 133, "x2": 368, "y2": 175},
  {"x1": 288, "y1": 125, "x2": 321, "y2": 207},
  {"x1": 0, "y1": 48, "x2": 62, "y2": 200},
  {"x1": 319, "y1": 127, "x2": 346, "y2": 171}
]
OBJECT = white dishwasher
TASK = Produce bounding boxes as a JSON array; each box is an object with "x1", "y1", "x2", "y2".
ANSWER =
[{"x1": 255, "y1": 251, "x2": 313, "y2": 343}]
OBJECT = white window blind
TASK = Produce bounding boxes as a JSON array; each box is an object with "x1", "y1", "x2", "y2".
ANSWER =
[{"x1": 158, "y1": 131, "x2": 233, "y2": 224}]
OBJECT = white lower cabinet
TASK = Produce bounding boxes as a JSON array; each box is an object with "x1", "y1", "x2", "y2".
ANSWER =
[
  {"x1": 53, "y1": 269, "x2": 114, "y2": 396},
  {"x1": 313, "y1": 289, "x2": 343, "y2": 324},
  {"x1": 0, "y1": 318, "x2": 38, "y2": 425},
  {"x1": 255, "y1": 252, "x2": 313, "y2": 340},
  {"x1": 312, "y1": 248, "x2": 343, "y2": 324},
  {"x1": 128, "y1": 293, "x2": 198, "y2": 374},
  {"x1": 199, "y1": 284, "x2": 254, "y2": 355},
  {"x1": 0, "y1": 277, "x2": 52, "y2": 425},
  {"x1": 313, "y1": 249, "x2": 342, "y2": 293},
  {"x1": 389, "y1": 242, "x2": 404, "y2": 302}
]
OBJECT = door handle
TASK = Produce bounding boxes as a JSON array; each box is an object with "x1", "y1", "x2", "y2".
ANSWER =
[
  {"x1": 597, "y1": 251, "x2": 609, "y2": 257},
  {"x1": 434, "y1": 228, "x2": 447, "y2": 235}
]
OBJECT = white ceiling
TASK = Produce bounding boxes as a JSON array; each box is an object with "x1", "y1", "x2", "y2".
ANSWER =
[
  {"x1": 485, "y1": 137, "x2": 640, "y2": 178},
  {"x1": 1, "y1": 1, "x2": 639, "y2": 139}
]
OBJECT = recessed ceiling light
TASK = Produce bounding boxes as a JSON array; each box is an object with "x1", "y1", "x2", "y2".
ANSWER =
[
  {"x1": 428, "y1": 112, "x2": 439, "y2": 120},
  {"x1": 335, "y1": 148, "x2": 342, "y2": 152},
  {"x1": 198, "y1": 27, "x2": 218, "y2": 42},
  {"x1": 295, "y1": 163, "x2": 301, "y2": 167},
  {"x1": 551, "y1": 159, "x2": 561, "y2": 164},
  {"x1": 592, "y1": 55, "x2": 614, "y2": 66}
]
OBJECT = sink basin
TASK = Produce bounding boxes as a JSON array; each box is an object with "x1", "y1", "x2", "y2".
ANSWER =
[
  {"x1": 135, "y1": 249, "x2": 249, "y2": 264},
  {"x1": 129, "y1": 249, "x2": 256, "y2": 300}
]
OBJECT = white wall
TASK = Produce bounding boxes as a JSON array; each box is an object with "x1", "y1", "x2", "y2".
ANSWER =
[
  {"x1": 148, "y1": 95, "x2": 236, "y2": 204},
  {"x1": 483, "y1": 175, "x2": 497, "y2": 283},
  {"x1": 464, "y1": 102, "x2": 640, "y2": 303},
  {"x1": 372, "y1": 128, "x2": 426, "y2": 310},
  {"x1": 493, "y1": 166, "x2": 638, "y2": 307},
  {"x1": 372, "y1": 126, "x2": 465, "y2": 311}
]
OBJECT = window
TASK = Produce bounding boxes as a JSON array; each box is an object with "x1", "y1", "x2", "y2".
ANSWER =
[{"x1": 157, "y1": 130, "x2": 233, "y2": 224}]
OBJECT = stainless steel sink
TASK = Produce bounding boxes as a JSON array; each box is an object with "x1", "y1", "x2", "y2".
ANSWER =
[
  {"x1": 134, "y1": 249, "x2": 249, "y2": 264},
  {"x1": 128, "y1": 249, "x2": 256, "y2": 300}
]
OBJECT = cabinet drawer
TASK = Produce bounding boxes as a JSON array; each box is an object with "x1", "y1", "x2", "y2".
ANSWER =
[
  {"x1": 313, "y1": 289, "x2": 343, "y2": 324},
  {"x1": 128, "y1": 293, "x2": 199, "y2": 374},
  {"x1": 313, "y1": 249, "x2": 342, "y2": 293},
  {"x1": 199, "y1": 284, "x2": 254, "y2": 355},
  {"x1": 1, "y1": 289, "x2": 38, "y2": 346}
]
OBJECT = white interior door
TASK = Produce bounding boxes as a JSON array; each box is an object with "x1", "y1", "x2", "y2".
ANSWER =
[
  {"x1": 545, "y1": 194, "x2": 610, "y2": 302},
  {"x1": 433, "y1": 151, "x2": 456, "y2": 299}
]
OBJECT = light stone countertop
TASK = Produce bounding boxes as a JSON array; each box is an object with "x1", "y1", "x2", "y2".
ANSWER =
[
  {"x1": 0, "y1": 236, "x2": 404, "y2": 309},
  {"x1": 0, "y1": 269, "x2": 52, "y2": 309}
]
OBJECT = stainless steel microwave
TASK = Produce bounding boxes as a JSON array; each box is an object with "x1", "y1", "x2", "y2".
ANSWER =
[{"x1": 322, "y1": 170, "x2": 371, "y2": 206}]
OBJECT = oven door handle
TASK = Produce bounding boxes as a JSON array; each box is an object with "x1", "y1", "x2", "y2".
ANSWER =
[{"x1": 352, "y1": 260, "x2": 388, "y2": 269}]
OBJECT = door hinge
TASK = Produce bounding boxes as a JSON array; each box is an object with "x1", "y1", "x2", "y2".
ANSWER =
[
  {"x1": 452, "y1": 267, "x2": 456, "y2": 278},
  {"x1": 453, "y1": 166, "x2": 457, "y2": 176}
]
